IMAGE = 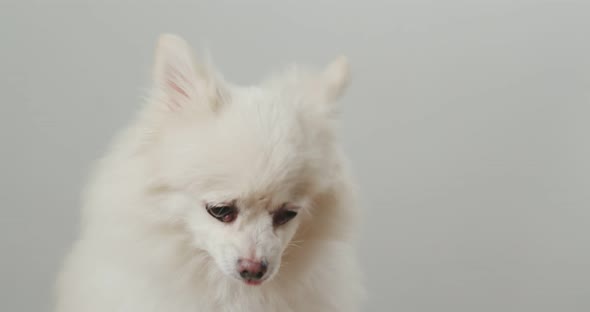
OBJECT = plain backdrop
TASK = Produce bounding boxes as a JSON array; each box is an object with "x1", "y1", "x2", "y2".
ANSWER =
[{"x1": 1, "y1": 1, "x2": 589, "y2": 311}]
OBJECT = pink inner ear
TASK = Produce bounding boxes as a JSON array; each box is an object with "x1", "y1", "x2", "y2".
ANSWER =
[
  {"x1": 164, "y1": 67, "x2": 191, "y2": 109},
  {"x1": 168, "y1": 80, "x2": 189, "y2": 98}
]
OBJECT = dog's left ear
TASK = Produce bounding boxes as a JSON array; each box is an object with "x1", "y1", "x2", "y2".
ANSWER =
[
  {"x1": 319, "y1": 56, "x2": 350, "y2": 102},
  {"x1": 152, "y1": 34, "x2": 225, "y2": 112}
]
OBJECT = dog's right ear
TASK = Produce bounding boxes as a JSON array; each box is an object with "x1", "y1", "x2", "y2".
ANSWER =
[
  {"x1": 320, "y1": 56, "x2": 350, "y2": 102},
  {"x1": 152, "y1": 34, "x2": 224, "y2": 112}
]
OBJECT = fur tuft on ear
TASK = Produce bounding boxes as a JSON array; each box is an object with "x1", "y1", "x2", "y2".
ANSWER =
[
  {"x1": 152, "y1": 34, "x2": 222, "y2": 111},
  {"x1": 321, "y1": 56, "x2": 350, "y2": 102}
]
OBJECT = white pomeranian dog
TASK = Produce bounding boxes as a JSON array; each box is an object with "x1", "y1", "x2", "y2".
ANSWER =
[{"x1": 55, "y1": 34, "x2": 363, "y2": 312}]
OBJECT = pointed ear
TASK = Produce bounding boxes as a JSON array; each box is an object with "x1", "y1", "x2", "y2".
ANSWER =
[
  {"x1": 152, "y1": 34, "x2": 222, "y2": 111},
  {"x1": 320, "y1": 56, "x2": 350, "y2": 102}
]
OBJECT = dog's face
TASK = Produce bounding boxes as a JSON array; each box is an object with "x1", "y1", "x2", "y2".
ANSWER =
[{"x1": 146, "y1": 35, "x2": 349, "y2": 285}]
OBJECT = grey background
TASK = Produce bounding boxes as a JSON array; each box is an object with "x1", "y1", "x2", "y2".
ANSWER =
[{"x1": 1, "y1": 1, "x2": 589, "y2": 311}]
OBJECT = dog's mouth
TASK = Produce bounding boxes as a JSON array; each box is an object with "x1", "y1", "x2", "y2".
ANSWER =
[{"x1": 244, "y1": 279, "x2": 264, "y2": 286}]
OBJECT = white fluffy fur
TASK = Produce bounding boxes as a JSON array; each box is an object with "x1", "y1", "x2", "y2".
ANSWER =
[{"x1": 55, "y1": 34, "x2": 363, "y2": 312}]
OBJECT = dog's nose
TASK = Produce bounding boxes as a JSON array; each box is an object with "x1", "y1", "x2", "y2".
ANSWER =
[{"x1": 237, "y1": 259, "x2": 268, "y2": 281}]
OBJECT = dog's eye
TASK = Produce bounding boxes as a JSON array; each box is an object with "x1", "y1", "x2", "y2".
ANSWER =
[
  {"x1": 273, "y1": 209, "x2": 298, "y2": 227},
  {"x1": 206, "y1": 205, "x2": 238, "y2": 223}
]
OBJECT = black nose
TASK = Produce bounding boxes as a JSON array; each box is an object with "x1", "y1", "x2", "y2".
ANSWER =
[{"x1": 238, "y1": 259, "x2": 268, "y2": 281}]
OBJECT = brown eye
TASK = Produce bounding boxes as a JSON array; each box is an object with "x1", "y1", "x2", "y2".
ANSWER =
[
  {"x1": 206, "y1": 204, "x2": 238, "y2": 223},
  {"x1": 273, "y1": 209, "x2": 298, "y2": 227}
]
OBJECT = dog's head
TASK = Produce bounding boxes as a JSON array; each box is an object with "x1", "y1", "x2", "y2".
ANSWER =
[{"x1": 143, "y1": 34, "x2": 350, "y2": 285}]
